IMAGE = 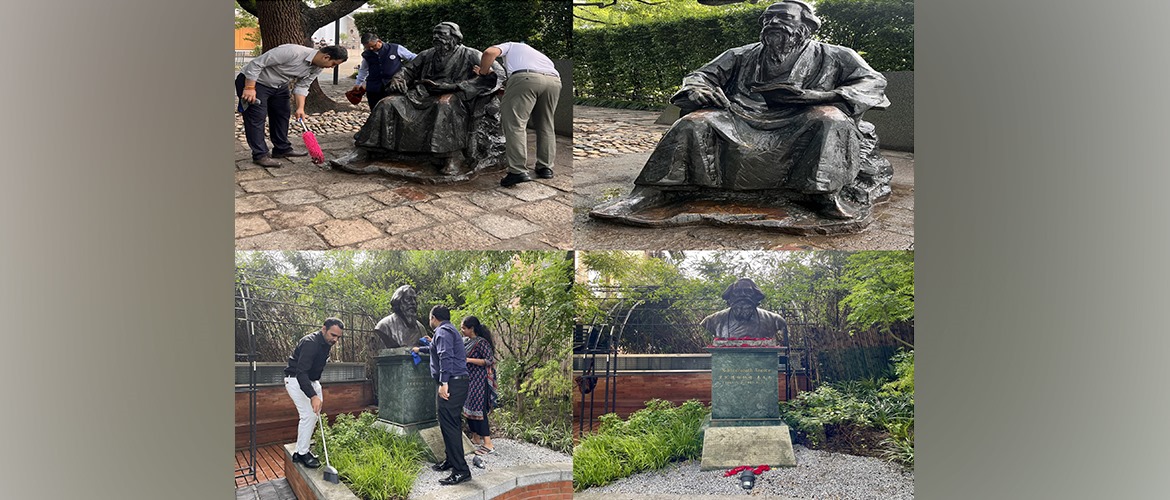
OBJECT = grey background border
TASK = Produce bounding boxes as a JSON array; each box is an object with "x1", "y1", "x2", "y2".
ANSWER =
[{"x1": 4, "y1": 1, "x2": 1170, "y2": 498}]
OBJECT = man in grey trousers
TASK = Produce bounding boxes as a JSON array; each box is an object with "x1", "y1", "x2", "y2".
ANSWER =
[{"x1": 474, "y1": 42, "x2": 562, "y2": 187}]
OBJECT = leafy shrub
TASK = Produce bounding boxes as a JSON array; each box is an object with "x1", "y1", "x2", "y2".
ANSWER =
[
  {"x1": 315, "y1": 412, "x2": 427, "y2": 500},
  {"x1": 573, "y1": 399, "x2": 709, "y2": 490},
  {"x1": 781, "y1": 350, "x2": 914, "y2": 467}
]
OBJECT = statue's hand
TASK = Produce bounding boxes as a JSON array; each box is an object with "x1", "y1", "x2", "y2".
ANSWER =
[
  {"x1": 389, "y1": 79, "x2": 408, "y2": 94},
  {"x1": 685, "y1": 87, "x2": 730, "y2": 109}
]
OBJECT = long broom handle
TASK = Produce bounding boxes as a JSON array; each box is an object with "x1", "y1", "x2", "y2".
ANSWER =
[
  {"x1": 317, "y1": 412, "x2": 332, "y2": 466},
  {"x1": 298, "y1": 117, "x2": 313, "y2": 134}
]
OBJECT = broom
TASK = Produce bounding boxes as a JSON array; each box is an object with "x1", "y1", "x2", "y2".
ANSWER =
[{"x1": 298, "y1": 118, "x2": 325, "y2": 165}]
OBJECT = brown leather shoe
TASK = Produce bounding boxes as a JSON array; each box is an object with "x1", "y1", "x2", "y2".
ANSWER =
[
  {"x1": 271, "y1": 149, "x2": 308, "y2": 158},
  {"x1": 253, "y1": 156, "x2": 283, "y2": 168}
]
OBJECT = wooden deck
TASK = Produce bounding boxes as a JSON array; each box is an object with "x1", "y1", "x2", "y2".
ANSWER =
[{"x1": 235, "y1": 443, "x2": 288, "y2": 487}]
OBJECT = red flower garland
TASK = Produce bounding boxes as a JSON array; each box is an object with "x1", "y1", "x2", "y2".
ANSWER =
[{"x1": 723, "y1": 464, "x2": 771, "y2": 477}]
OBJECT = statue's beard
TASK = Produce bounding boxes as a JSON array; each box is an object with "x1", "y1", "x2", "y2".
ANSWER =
[
  {"x1": 731, "y1": 304, "x2": 756, "y2": 321},
  {"x1": 760, "y1": 24, "x2": 810, "y2": 58},
  {"x1": 393, "y1": 306, "x2": 416, "y2": 323},
  {"x1": 433, "y1": 38, "x2": 458, "y2": 57}
]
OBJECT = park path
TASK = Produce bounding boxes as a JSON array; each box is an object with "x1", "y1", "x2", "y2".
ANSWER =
[{"x1": 234, "y1": 77, "x2": 573, "y2": 250}]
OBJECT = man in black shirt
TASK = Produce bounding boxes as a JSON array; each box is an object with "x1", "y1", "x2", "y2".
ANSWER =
[
  {"x1": 413, "y1": 305, "x2": 471, "y2": 485},
  {"x1": 284, "y1": 317, "x2": 344, "y2": 468}
]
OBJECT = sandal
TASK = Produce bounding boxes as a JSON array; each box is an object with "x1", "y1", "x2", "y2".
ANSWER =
[{"x1": 475, "y1": 445, "x2": 495, "y2": 455}]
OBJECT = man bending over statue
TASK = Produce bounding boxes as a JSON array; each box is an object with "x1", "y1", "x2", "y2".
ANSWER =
[
  {"x1": 592, "y1": 1, "x2": 890, "y2": 222},
  {"x1": 334, "y1": 22, "x2": 506, "y2": 177}
]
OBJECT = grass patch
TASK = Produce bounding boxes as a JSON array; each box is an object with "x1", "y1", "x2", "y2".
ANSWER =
[
  {"x1": 572, "y1": 399, "x2": 709, "y2": 490},
  {"x1": 314, "y1": 412, "x2": 427, "y2": 500}
]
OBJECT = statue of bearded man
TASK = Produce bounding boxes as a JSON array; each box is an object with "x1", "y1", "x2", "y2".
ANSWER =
[
  {"x1": 371, "y1": 285, "x2": 430, "y2": 349},
  {"x1": 700, "y1": 278, "x2": 788, "y2": 341},
  {"x1": 592, "y1": 1, "x2": 891, "y2": 223},
  {"x1": 333, "y1": 22, "x2": 507, "y2": 176}
]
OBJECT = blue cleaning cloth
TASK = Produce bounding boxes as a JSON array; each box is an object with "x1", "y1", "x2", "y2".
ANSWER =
[{"x1": 411, "y1": 336, "x2": 432, "y2": 365}]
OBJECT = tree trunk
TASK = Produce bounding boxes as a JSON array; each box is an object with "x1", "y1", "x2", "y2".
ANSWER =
[{"x1": 254, "y1": 0, "x2": 348, "y2": 114}]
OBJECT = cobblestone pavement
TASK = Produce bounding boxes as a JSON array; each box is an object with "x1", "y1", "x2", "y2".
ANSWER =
[
  {"x1": 234, "y1": 79, "x2": 573, "y2": 250},
  {"x1": 572, "y1": 105, "x2": 914, "y2": 251}
]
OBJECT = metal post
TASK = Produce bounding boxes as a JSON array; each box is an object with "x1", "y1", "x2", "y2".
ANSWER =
[{"x1": 333, "y1": 20, "x2": 340, "y2": 84}]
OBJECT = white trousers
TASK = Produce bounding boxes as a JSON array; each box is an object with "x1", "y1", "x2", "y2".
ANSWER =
[{"x1": 284, "y1": 376, "x2": 322, "y2": 455}]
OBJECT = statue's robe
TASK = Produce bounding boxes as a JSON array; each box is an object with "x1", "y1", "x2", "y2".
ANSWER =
[
  {"x1": 354, "y1": 45, "x2": 505, "y2": 156},
  {"x1": 701, "y1": 307, "x2": 789, "y2": 340},
  {"x1": 636, "y1": 40, "x2": 890, "y2": 195}
]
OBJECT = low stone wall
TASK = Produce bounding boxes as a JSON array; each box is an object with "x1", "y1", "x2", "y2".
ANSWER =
[
  {"x1": 572, "y1": 371, "x2": 809, "y2": 422},
  {"x1": 284, "y1": 446, "x2": 572, "y2": 500},
  {"x1": 236, "y1": 379, "x2": 374, "y2": 448},
  {"x1": 414, "y1": 463, "x2": 573, "y2": 500}
]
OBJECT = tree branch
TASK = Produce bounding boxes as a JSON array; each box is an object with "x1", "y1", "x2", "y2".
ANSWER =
[
  {"x1": 237, "y1": 0, "x2": 259, "y2": 18},
  {"x1": 303, "y1": 0, "x2": 367, "y2": 33}
]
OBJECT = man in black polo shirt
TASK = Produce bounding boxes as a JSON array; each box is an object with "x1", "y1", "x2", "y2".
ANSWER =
[
  {"x1": 412, "y1": 305, "x2": 470, "y2": 485},
  {"x1": 284, "y1": 317, "x2": 344, "y2": 468}
]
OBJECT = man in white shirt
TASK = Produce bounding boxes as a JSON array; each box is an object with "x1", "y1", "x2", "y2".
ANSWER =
[
  {"x1": 235, "y1": 44, "x2": 348, "y2": 168},
  {"x1": 475, "y1": 42, "x2": 561, "y2": 187}
]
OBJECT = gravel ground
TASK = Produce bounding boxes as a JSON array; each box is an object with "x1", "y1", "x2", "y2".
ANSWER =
[
  {"x1": 409, "y1": 438, "x2": 571, "y2": 499},
  {"x1": 580, "y1": 445, "x2": 913, "y2": 500}
]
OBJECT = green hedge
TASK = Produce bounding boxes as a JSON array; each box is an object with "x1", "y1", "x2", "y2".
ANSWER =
[
  {"x1": 573, "y1": 0, "x2": 913, "y2": 107},
  {"x1": 573, "y1": 8, "x2": 766, "y2": 105},
  {"x1": 816, "y1": 0, "x2": 914, "y2": 72},
  {"x1": 354, "y1": 0, "x2": 571, "y2": 60}
]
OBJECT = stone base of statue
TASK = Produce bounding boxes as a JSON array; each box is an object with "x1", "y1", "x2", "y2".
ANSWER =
[
  {"x1": 699, "y1": 344, "x2": 796, "y2": 470},
  {"x1": 372, "y1": 348, "x2": 438, "y2": 435},
  {"x1": 591, "y1": 186, "x2": 890, "y2": 235},
  {"x1": 328, "y1": 148, "x2": 504, "y2": 185}
]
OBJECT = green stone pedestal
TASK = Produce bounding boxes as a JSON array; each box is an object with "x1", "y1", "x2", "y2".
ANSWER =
[
  {"x1": 700, "y1": 346, "x2": 795, "y2": 469},
  {"x1": 373, "y1": 348, "x2": 437, "y2": 435}
]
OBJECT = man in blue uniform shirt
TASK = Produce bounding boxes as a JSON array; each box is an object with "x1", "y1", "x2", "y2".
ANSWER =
[
  {"x1": 352, "y1": 33, "x2": 417, "y2": 109},
  {"x1": 413, "y1": 305, "x2": 471, "y2": 485}
]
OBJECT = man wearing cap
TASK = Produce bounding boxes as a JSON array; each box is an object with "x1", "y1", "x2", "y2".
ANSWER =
[
  {"x1": 340, "y1": 22, "x2": 506, "y2": 177},
  {"x1": 236, "y1": 44, "x2": 348, "y2": 168},
  {"x1": 283, "y1": 317, "x2": 345, "y2": 468},
  {"x1": 591, "y1": 0, "x2": 890, "y2": 221},
  {"x1": 475, "y1": 42, "x2": 562, "y2": 187},
  {"x1": 353, "y1": 33, "x2": 417, "y2": 109},
  {"x1": 413, "y1": 305, "x2": 472, "y2": 485}
]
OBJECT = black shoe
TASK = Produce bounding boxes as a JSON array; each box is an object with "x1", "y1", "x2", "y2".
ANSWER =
[
  {"x1": 431, "y1": 461, "x2": 452, "y2": 472},
  {"x1": 500, "y1": 172, "x2": 532, "y2": 187},
  {"x1": 253, "y1": 156, "x2": 283, "y2": 168},
  {"x1": 535, "y1": 167, "x2": 554, "y2": 179},
  {"x1": 271, "y1": 149, "x2": 308, "y2": 158},
  {"x1": 293, "y1": 452, "x2": 321, "y2": 469},
  {"x1": 439, "y1": 472, "x2": 471, "y2": 485}
]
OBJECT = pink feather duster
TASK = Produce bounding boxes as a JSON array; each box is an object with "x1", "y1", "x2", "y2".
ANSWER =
[{"x1": 298, "y1": 118, "x2": 325, "y2": 164}]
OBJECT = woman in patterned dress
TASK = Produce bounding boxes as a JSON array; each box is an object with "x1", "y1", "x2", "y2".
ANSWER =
[{"x1": 460, "y1": 316, "x2": 497, "y2": 454}]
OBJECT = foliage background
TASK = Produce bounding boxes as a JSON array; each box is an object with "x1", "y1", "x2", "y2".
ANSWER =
[
  {"x1": 573, "y1": 0, "x2": 913, "y2": 109},
  {"x1": 356, "y1": 0, "x2": 572, "y2": 60},
  {"x1": 578, "y1": 251, "x2": 913, "y2": 383}
]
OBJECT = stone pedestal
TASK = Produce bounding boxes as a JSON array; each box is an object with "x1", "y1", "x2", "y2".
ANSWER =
[
  {"x1": 373, "y1": 348, "x2": 437, "y2": 435},
  {"x1": 700, "y1": 346, "x2": 796, "y2": 470}
]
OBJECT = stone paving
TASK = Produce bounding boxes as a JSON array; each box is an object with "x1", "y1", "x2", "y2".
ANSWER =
[
  {"x1": 572, "y1": 105, "x2": 914, "y2": 251},
  {"x1": 234, "y1": 79, "x2": 573, "y2": 250},
  {"x1": 234, "y1": 478, "x2": 295, "y2": 500}
]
